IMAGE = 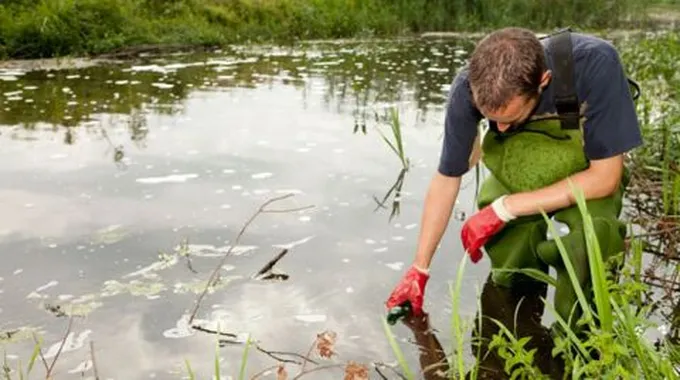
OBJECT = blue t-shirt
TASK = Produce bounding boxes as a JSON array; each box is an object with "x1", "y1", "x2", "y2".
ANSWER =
[{"x1": 438, "y1": 32, "x2": 643, "y2": 177}]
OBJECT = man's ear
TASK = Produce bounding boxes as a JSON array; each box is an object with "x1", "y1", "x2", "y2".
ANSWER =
[{"x1": 540, "y1": 70, "x2": 552, "y2": 89}]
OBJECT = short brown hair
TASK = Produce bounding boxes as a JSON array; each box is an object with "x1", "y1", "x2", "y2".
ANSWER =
[{"x1": 468, "y1": 27, "x2": 546, "y2": 111}]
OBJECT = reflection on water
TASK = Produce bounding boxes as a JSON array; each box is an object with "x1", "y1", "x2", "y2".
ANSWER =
[{"x1": 0, "y1": 34, "x2": 676, "y2": 378}]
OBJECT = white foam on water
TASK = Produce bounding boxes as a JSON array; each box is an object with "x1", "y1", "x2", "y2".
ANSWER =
[
  {"x1": 3, "y1": 90, "x2": 22, "y2": 97},
  {"x1": 59, "y1": 294, "x2": 74, "y2": 301},
  {"x1": 374, "y1": 247, "x2": 388, "y2": 253},
  {"x1": 251, "y1": 172, "x2": 273, "y2": 179},
  {"x1": 13, "y1": 269, "x2": 23, "y2": 275},
  {"x1": 163, "y1": 314, "x2": 194, "y2": 339},
  {"x1": 68, "y1": 360, "x2": 92, "y2": 374},
  {"x1": 296, "y1": 147, "x2": 310, "y2": 153},
  {"x1": 299, "y1": 216, "x2": 311, "y2": 222},
  {"x1": 365, "y1": 239, "x2": 376, "y2": 245},
  {"x1": 386, "y1": 262, "x2": 404, "y2": 271},
  {"x1": 253, "y1": 189, "x2": 270, "y2": 195},
  {"x1": 342, "y1": 258, "x2": 350, "y2": 263},
  {"x1": 272, "y1": 235, "x2": 315, "y2": 249},
  {"x1": 392, "y1": 236, "x2": 405, "y2": 241},
  {"x1": 223, "y1": 169, "x2": 236, "y2": 174},
  {"x1": 404, "y1": 223, "x2": 418, "y2": 230},
  {"x1": 294, "y1": 314, "x2": 327, "y2": 323},
  {"x1": 220, "y1": 204, "x2": 231, "y2": 209},
  {"x1": 36, "y1": 280, "x2": 58, "y2": 292},
  {"x1": 44, "y1": 330, "x2": 92, "y2": 359},
  {"x1": 346, "y1": 287, "x2": 354, "y2": 293},
  {"x1": 232, "y1": 185, "x2": 243, "y2": 190},
  {"x1": 135, "y1": 173, "x2": 199, "y2": 184}
]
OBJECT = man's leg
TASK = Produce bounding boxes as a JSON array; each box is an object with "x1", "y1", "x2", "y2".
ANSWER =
[{"x1": 535, "y1": 184, "x2": 627, "y2": 330}]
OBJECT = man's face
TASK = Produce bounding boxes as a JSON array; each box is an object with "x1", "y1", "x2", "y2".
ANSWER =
[
  {"x1": 481, "y1": 94, "x2": 539, "y2": 132},
  {"x1": 477, "y1": 70, "x2": 552, "y2": 132}
]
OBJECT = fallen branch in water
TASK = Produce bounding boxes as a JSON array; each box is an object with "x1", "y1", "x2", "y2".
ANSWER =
[
  {"x1": 191, "y1": 325, "x2": 238, "y2": 339},
  {"x1": 187, "y1": 193, "x2": 314, "y2": 325},
  {"x1": 254, "y1": 249, "x2": 289, "y2": 279}
]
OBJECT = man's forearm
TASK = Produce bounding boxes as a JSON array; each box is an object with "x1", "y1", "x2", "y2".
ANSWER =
[
  {"x1": 413, "y1": 173, "x2": 461, "y2": 270},
  {"x1": 504, "y1": 155, "x2": 624, "y2": 217}
]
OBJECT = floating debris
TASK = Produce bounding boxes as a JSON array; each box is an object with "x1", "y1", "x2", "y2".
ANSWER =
[{"x1": 135, "y1": 173, "x2": 199, "y2": 184}]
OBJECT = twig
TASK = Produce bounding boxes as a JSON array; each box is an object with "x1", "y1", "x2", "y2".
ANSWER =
[
  {"x1": 31, "y1": 333, "x2": 49, "y2": 372},
  {"x1": 191, "y1": 325, "x2": 238, "y2": 339},
  {"x1": 299, "y1": 337, "x2": 318, "y2": 374},
  {"x1": 254, "y1": 249, "x2": 289, "y2": 278},
  {"x1": 90, "y1": 341, "x2": 100, "y2": 380},
  {"x1": 46, "y1": 316, "x2": 74, "y2": 378},
  {"x1": 187, "y1": 193, "x2": 313, "y2": 324},
  {"x1": 373, "y1": 362, "x2": 409, "y2": 380},
  {"x1": 255, "y1": 345, "x2": 317, "y2": 365}
]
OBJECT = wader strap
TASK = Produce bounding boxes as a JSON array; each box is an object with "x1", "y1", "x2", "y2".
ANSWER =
[{"x1": 548, "y1": 30, "x2": 580, "y2": 130}]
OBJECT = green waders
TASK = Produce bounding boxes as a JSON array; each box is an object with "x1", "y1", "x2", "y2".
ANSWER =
[{"x1": 476, "y1": 115, "x2": 628, "y2": 328}]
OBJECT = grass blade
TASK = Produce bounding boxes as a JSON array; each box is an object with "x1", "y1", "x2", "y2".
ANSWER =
[
  {"x1": 238, "y1": 335, "x2": 251, "y2": 380},
  {"x1": 490, "y1": 268, "x2": 558, "y2": 288},
  {"x1": 540, "y1": 209, "x2": 594, "y2": 327},
  {"x1": 381, "y1": 318, "x2": 414, "y2": 379},
  {"x1": 450, "y1": 254, "x2": 468, "y2": 379},
  {"x1": 185, "y1": 359, "x2": 195, "y2": 380},
  {"x1": 569, "y1": 180, "x2": 613, "y2": 332}
]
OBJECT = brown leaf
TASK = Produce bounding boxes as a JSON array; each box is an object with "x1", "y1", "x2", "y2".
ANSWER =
[
  {"x1": 277, "y1": 364, "x2": 288, "y2": 380},
  {"x1": 315, "y1": 330, "x2": 337, "y2": 359},
  {"x1": 344, "y1": 361, "x2": 369, "y2": 380}
]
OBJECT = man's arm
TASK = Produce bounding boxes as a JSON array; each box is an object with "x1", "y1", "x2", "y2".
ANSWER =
[
  {"x1": 503, "y1": 154, "x2": 623, "y2": 217},
  {"x1": 413, "y1": 173, "x2": 462, "y2": 269},
  {"x1": 505, "y1": 40, "x2": 640, "y2": 218}
]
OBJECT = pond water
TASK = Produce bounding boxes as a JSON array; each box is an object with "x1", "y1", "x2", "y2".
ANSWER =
[{"x1": 0, "y1": 34, "x2": 673, "y2": 379}]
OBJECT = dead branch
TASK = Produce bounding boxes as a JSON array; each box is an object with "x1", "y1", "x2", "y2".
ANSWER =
[
  {"x1": 372, "y1": 362, "x2": 408, "y2": 380},
  {"x1": 191, "y1": 325, "x2": 238, "y2": 339},
  {"x1": 46, "y1": 316, "x2": 74, "y2": 378},
  {"x1": 249, "y1": 364, "x2": 281, "y2": 379},
  {"x1": 255, "y1": 345, "x2": 318, "y2": 365},
  {"x1": 254, "y1": 249, "x2": 289, "y2": 278},
  {"x1": 90, "y1": 341, "x2": 100, "y2": 380},
  {"x1": 188, "y1": 193, "x2": 313, "y2": 324}
]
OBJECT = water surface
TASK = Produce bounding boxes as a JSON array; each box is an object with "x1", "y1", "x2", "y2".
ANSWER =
[{"x1": 0, "y1": 34, "x2": 674, "y2": 379}]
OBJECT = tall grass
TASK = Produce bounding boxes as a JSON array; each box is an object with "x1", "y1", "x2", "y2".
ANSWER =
[
  {"x1": 383, "y1": 182, "x2": 680, "y2": 379},
  {"x1": 0, "y1": 0, "x2": 661, "y2": 60}
]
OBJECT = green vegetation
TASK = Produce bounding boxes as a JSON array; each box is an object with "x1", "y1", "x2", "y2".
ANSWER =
[
  {"x1": 0, "y1": 0, "x2": 669, "y2": 60},
  {"x1": 382, "y1": 185, "x2": 680, "y2": 379}
]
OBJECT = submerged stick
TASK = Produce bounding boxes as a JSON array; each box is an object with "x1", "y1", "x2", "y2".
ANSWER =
[
  {"x1": 187, "y1": 193, "x2": 313, "y2": 324},
  {"x1": 254, "y1": 249, "x2": 289, "y2": 278}
]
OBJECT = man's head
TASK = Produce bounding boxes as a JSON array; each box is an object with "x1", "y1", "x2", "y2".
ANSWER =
[{"x1": 468, "y1": 27, "x2": 552, "y2": 132}]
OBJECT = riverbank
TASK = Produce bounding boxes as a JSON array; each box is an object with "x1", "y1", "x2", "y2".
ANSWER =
[{"x1": 0, "y1": 0, "x2": 671, "y2": 60}]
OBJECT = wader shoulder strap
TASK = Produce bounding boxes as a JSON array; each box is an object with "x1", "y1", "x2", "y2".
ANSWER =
[{"x1": 548, "y1": 29, "x2": 580, "y2": 130}]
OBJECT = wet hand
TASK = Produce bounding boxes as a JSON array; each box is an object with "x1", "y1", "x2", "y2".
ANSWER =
[
  {"x1": 385, "y1": 264, "x2": 430, "y2": 317},
  {"x1": 461, "y1": 195, "x2": 516, "y2": 263}
]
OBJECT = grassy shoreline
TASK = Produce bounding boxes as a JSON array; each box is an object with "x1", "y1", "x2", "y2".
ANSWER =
[{"x1": 0, "y1": 0, "x2": 672, "y2": 60}]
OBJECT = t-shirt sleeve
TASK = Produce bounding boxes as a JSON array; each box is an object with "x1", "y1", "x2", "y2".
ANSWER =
[
  {"x1": 580, "y1": 45, "x2": 643, "y2": 160},
  {"x1": 437, "y1": 70, "x2": 483, "y2": 177}
]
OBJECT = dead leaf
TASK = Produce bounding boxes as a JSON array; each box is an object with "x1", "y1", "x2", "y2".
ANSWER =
[
  {"x1": 277, "y1": 364, "x2": 288, "y2": 380},
  {"x1": 344, "y1": 361, "x2": 369, "y2": 380},
  {"x1": 315, "y1": 330, "x2": 337, "y2": 359}
]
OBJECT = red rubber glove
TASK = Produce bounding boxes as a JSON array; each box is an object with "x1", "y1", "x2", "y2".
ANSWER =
[
  {"x1": 461, "y1": 195, "x2": 516, "y2": 263},
  {"x1": 385, "y1": 264, "x2": 429, "y2": 316}
]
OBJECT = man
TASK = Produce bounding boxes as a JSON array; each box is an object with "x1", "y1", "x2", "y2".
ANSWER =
[{"x1": 385, "y1": 27, "x2": 642, "y2": 325}]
